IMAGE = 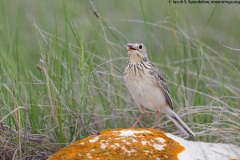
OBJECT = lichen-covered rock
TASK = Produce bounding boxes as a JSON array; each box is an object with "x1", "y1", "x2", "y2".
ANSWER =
[{"x1": 48, "y1": 128, "x2": 240, "y2": 160}]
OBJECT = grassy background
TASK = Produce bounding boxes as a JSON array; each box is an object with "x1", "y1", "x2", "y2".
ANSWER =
[{"x1": 0, "y1": 0, "x2": 239, "y2": 159}]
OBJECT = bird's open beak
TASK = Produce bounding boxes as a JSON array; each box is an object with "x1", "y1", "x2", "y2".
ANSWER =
[{"x1": 127, "y1": 43, "x2": 137, "y2": 51}]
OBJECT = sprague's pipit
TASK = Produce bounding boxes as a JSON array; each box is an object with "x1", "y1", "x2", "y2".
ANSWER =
[{"x1": 124, "y1": 42, "x2": 195, "y2": 137}]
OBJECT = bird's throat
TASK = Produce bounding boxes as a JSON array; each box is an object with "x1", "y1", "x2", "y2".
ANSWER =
[{"x1": 129, "y1": 53, "x2": 142, "y2": 62}]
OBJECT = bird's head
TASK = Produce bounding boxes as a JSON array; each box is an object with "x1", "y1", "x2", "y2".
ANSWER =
[{"x1": 127, "y1": 42, "x2": 147, "y2": 62}]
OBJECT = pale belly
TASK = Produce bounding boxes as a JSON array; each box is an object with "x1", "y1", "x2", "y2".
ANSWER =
[{"x1": 125, "y1": 77, "x2": 167, "y2": 112}]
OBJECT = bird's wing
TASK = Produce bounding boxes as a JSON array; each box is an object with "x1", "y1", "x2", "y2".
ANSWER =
[
  {"x1": 150, "y1": 63, "x2": 174, "y2": 110},
  {"x1": 157, "y1": 76, "x2": 174, "y2": 110}
]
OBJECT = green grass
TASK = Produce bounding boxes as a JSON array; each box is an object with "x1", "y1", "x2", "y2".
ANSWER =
[{"x1": 0, "y1": 0, "x2": 240, "y2": 159}]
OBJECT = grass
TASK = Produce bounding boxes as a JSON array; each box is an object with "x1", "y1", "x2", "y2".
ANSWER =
[{"x1": 0, "y1": 0, "x2": 240, "y2": 159}]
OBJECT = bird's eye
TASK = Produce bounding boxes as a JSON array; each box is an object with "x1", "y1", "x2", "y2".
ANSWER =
[{"x1": 139, "y1": 45, "x2": 143, "y2": 49}]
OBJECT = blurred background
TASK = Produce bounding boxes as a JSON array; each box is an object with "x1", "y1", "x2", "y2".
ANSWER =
[
  {"x1": 0, "y1": 0, "x2": 239, "y2": 159},
  {"x1": 1, "y1": 0, "x2": 240, "y2": 66}
]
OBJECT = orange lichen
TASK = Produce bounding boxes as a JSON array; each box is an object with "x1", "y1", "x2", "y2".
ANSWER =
[{"x1": 48, "y1": 128, "x2": 185, "y2": 160}]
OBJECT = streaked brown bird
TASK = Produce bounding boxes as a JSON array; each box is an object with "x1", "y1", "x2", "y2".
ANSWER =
[{"x1": 124, "y1": 42, "x2": 195, "y2": 137}]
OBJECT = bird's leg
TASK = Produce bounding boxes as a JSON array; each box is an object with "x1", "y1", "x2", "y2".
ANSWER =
[
  {"x1": 156, "y1": 110, "x2": 161, "y2": 130},
  {"x1": 132, "y1": 113, "x2": 144, "y2": 128}
]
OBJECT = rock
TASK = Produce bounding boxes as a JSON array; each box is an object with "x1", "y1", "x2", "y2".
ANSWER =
[{"x1": 48, "y1": 128, "x2": 240, "y2": 160}]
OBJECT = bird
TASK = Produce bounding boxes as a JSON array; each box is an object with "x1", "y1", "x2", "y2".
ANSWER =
[{"x1": 124, "y1": 42, "x2": 195, "y2": 137}]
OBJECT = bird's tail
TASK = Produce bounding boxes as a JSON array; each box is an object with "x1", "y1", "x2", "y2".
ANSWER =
[{"x1": 164, "y1": 108, "x2": 195, "y2": 137}]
